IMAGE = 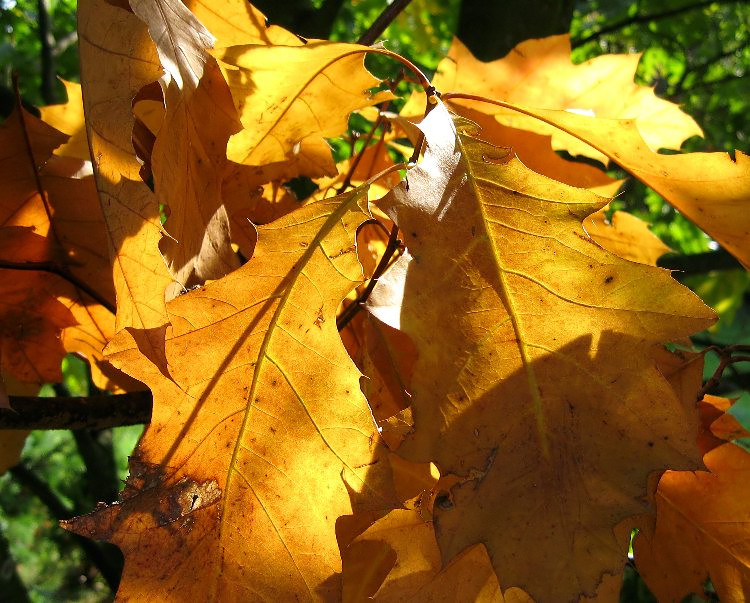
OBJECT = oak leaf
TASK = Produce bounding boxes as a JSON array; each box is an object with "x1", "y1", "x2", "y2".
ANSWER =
[
  {"x1": 39, "y1": 79, "x2": 90, "y2": 161},
  {"x1": 185, "y1": 0, "x2": 300, "y2": 48},
  {"x1": 65, "y1": 185, "x2": 397, "y2": 600},
  {"x1": 466, "y1": 104, "x2": 750, "y2": 269},
  {"x1": 404, "y1": 35, "x2": 701, "y2": 161},
  {"x1": 130, "y1": 0, "x2": 240, "y2": 291},
  {"x1": 634, "y1": 409, "x2": 750, "y2": 601},
  {"x1": 214, "y1": 42, "x2": 392, "y2": 176},
  {"x1": 583, "y1": 210, "x2": 671, "y2": 267},
  {"x1": 0, "y1": 107, "x2": 135, "y2": 390},
  {"x1": 368, "y1": 102, "x2": 715, "y2": 602},
  {"x1": 78, "y1": 0, "x2": 174, "y2": 354}
]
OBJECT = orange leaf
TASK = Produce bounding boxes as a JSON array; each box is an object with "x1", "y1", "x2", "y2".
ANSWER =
[
  {"x1": 65, "y1": 185, "x2": 397, "y2": 600},
  {"x1": 413, "y1": 35, "x2": 701, "y2": 161},
  {"x1": 214, "y1": 42, "x2": 392, "y2": 176},
  {"x1": 635, "y1": 441, "x2": 750, "y2": 601}
]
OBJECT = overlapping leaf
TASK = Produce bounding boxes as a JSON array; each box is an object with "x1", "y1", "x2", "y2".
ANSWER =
[
  {"x1": 634, "y1": 396, "x2": 750, "y2": 601},
  {"x1": 39, "y1": 79, "x2": 90, "y2": 161},
  {"x1": 406, "y1": 35, "x2": 701, "y2": 160},
  {"x1": 468, "y1": 103, "x2": 750, "y2": 269},
  {"x1": 214, "y1": 42, "x2": 392, "y2": 176},
  {"x1": 77, "y1": 0, "x2": 174, "y2": 352},
  {"x1": 0, "y1": 107, "x2": 132, "y2": 390},
  {"x1": 128, "y1": 0, "x2": 240, "y2": 292},
  {"x1": 368, "y1": 102, "x2": 715, "y2": 601},
  {"x1": 66, "y1": 186, "x2": 397, "y2": 600}
]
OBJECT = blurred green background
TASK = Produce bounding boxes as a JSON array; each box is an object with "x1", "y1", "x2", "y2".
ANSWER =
[{"x1": 1, "y1": 0, "x2": 748, "y2": 600}]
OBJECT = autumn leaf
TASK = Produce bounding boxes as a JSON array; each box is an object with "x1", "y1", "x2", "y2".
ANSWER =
[
  {"x1": 438, "y1": 104, "x2": 622, "y2": 197},
  {"x1": 584, "y1": 210, "x2": 671, "y2": 266},
  {"x1": 634, "y1": 396, "x2": 750, "y2": 601},
  {"x1": 456, "y1": 103, "x2": 750, "y2": 270},
  {"x1": 0, "y1": 271, "x2": 76, "y2": 382},
  {"x1": 406, "y1": 35, "x2": 701, "y2": 161},
  {"x1": 65, "y1": 184, "x2": 398, "y2": 600},
  {"x1": 213, "y1": 42, "x2": 392, "y2": 176},
  {"x1": 77, "y1": 0, "x2": 174, "y2": 358},
  {"x1": 343, "y1": 506, "x2": 504, "y2": 602},
  {"x1": 130, "y1": 0, "x2": 241, "y2": 291},
  {"x1": 185, "y1": 0, "x2": 300, "y2": 48},
  {"x1": 367, "y1": 102, "x2": 715, "y2": 601},
  {"x1": 39, "y1": 79, "x2": 90, "y2": 161},
  {"x1": 0, "y1": 107, "x2": 136, "y2": 390}
]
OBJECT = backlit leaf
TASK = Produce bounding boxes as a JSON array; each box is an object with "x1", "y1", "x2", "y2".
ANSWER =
[
  {"x1": 368, "y1": 102, "x2": 714, "y2": 601},
  {"x1": 65, "y1": 185, "x2": 397, "y2": 600}
]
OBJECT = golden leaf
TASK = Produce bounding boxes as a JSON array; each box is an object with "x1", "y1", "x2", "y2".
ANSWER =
[
  {"x1": 407, "y1": 35, "x2": 701, "y2": 160},
  {"x1": 367, "y1": 102, "x2": 714, "y2": 601},
  {"x1": 130, "y1": 0, "x2": 240, "y2": 291},
  {"x1": 39, "y1": 79, "x2": 90, "y2": 161},
  {"x1": 214, "y1": 42, "x2": 392, "y2": 175},
  {"x1": 65, "y1": 185, "x2": 397, "y2": 600},
  {"x1": 470, "y1": 103, "x2": 750, "y2": 269},
  {"x1": 78, "y1": 0, "x2": 174, "y2": 356}
]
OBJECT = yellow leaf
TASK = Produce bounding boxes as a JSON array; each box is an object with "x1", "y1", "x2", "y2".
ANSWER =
[
  {"x1": 78, "y1": 0, "x2": 175, "y2": 366},
  {"x1": 407, "y1": 35, "x2": 701, "y2": 161},
  {"x1": 39, "y1": 80, "x2": 90, "y2": 161},
  {"x1": 214, "y1": 42, "x2": 392, "y2": 175},
  {"x1": 368, "y1": 102, "x2": 715, "y2": 601},
  {"x1": 443, "y1": 104, "x2": 622, "y2": 197},
  {"x1": 584, "y1": 210, "x2": 671, "y2": 266},
  {"x1": 185, "y1": 0, "x2": 300, "y2": 47},
  {"x1": 468, "y1": 103, "x2": 750, "y2": 269},
  {"x1": 64, "y1": 185, "x2": 397, "y2": 600}
]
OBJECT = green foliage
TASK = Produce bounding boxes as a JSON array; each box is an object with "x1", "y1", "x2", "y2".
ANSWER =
[{"x1": 0, "y1": 0, "x2": 80, "y2": 105}]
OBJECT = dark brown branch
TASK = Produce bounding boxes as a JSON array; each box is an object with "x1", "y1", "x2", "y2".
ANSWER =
[
  {"x1": 697, "y1": 344, "x2": 750, "y2": 400},
  {"x1": 1, "y1": 391, "x2": 152, "y2": 430},
  {"x1": 357, "y1": 0, "x2": 414, "y2": 46},
  {"x1": 572, "y1": 0, "x2": 740, "y2": 48}
]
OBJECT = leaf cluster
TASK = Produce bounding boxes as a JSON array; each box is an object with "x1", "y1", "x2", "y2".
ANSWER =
[{"x1": 0, "y1": 1, "x2": 749, "y2": 601}]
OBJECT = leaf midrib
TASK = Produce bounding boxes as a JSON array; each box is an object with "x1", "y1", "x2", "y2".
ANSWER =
[
  {"x1": 216, "y1": 189, "x2": 366, "y2": 591},
  {"x1": 455, "y1": 128, "x2": 550, "y2": 459}
]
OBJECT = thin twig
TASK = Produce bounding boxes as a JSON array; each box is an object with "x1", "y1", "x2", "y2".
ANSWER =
[
  {"x1": 337, "y1": 224, "x2": 400, "y2": 331},
  {"x1": 337, "y1": 114, "x2": 385, "y2": 194},
  {"x1": 697, "y1": 344, "x2": 750, "y2": 400},
  {"x1": 357, "y1": 0, "x2": 414, "y2": 46},
  {"x1": 0, "y1": 391, "x2": 152, "y2": 430}
]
